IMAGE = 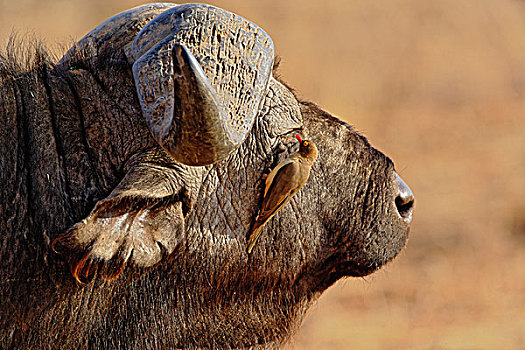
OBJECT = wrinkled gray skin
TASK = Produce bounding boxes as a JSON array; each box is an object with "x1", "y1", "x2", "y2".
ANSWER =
[{"x1": 0, "y1": 3, "x2": 411, "y2": 349}]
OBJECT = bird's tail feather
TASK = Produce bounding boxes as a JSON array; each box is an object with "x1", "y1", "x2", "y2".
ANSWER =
[{"x1": 246, "y1": 219, "x2": 266, "y2": 254}]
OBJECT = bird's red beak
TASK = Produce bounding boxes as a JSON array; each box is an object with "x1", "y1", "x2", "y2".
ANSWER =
[{"x1": 295, "y1": 134, "x2": 303, "y2": 142}]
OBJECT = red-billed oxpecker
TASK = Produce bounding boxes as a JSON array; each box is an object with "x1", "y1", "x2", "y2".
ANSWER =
[{"x1": 247, "y1": 134, "x2": 318, "y2": 253}]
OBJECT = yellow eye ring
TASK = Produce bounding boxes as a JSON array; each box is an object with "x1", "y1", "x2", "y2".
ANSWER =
[{"x1": 303, "y1": 141, "x2": 309, "y2": 147}]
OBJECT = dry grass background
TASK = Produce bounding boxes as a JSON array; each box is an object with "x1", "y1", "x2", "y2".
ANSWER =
[{"x1": 1, "y1": 0, "x2": 525, "y2": 349}]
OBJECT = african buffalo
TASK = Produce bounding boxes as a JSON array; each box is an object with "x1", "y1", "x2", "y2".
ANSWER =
[{"x1": 0, "y1": 3, "x2": 414, "y2": 349}]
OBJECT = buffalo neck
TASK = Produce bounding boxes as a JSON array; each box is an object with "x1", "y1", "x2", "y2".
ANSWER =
[{"x1": 0, "y1": 63, "x2": 75, "y2": 247}]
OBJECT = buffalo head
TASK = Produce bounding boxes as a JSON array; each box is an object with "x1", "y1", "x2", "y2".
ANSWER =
[{"x1": 2, "y1": 3, "x2": 414, "y2": 348}]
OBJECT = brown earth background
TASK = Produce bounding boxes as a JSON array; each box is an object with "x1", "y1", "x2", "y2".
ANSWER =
[{"x1": 1, "y1": 0, "x2": 524, "y2": 349}]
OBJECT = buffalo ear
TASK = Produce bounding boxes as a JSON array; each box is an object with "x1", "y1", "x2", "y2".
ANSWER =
[{"x1": 53, "y1": 152, "x2": 187, "y2": 283}]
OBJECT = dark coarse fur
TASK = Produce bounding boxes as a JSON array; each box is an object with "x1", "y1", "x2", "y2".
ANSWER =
[{"x1": 0, "y1": 25, "x2": 409, "y2": 350}]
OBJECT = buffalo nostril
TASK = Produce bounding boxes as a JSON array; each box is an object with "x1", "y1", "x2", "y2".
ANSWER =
[{"x1": 394, "y1": 173, "x2": 414, "y2": 223}]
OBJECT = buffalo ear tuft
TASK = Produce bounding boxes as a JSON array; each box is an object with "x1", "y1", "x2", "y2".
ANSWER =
[{"x1": 71, "y1": 250, "x2": 99, "y2": 284}]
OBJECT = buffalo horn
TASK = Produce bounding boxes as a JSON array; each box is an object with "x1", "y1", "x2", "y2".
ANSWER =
[
  {"x1": 133, "y1": 42, "x2": 233, "y2": 165},
  {"x1": 131, "y1": 4, "x2": 275, "y2": 166}
]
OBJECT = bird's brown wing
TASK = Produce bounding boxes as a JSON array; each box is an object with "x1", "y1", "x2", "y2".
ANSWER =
[
  {"x1": 259, "y1": 161, "x2": 302, "y2": 223},
  {"x1": 264, "y1": 158, "x2": 294, "y2": 197},
  {"x1": 247, "y1": 161, "x2": 304, "y2": 253}
]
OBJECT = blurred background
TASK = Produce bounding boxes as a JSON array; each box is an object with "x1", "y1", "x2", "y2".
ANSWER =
[{"x1": 1, "y1": 0, "x2": 524, "y2": 348}]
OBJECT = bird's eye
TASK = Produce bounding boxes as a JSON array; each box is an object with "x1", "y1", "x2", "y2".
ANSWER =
[{"x1": 303, "y1": 141, "x2": 309, "y2": 147}]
